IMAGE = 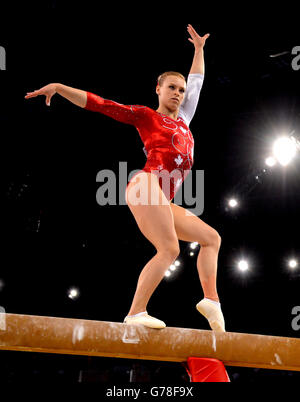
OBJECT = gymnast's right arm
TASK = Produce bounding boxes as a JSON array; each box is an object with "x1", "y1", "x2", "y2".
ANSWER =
[
  {"x1": 25, "y1": 83, "x2": 87, "y2": 108},
  {"x1": 25, "y1": 84, "x2": 145, "y2": 126}
]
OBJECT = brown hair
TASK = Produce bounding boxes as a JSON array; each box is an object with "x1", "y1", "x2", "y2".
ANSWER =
[{"x1": 157, "y1": 71, "x2": 186, "y2": 87}]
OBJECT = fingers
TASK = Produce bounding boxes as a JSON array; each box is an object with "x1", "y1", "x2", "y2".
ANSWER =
[
  {"x1": 46, "y1": 95, "x2": 51, "y2": 106},
  {"x1": 187, "y1": 24, "x2": 210, "y2": 40},
  {"x1": 187, "y1": 24, "x2": 197, "y2": 37},
  {"x1": 24, "y1": 92, "x2": 36, "y2": 99},
  {"x1": 24, "y1": 89, "x2": 52, "y2": 106},
  {"x1": 187, "y1": 25, "x2": 196, "y2": 39},
  {"x1": 24, "y1": 89, "x2": 40, "y2": 99},
  {"x1": 187, "y1": 24, "x2": 195, "y2": 32}
]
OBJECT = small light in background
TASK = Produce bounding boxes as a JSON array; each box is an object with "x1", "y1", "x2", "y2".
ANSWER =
[
  {"x1": 190, "y1": 242, "x2": 199, "y2": 250},
  {"x1": 228, "y1": 198, "x2": 238, "y2": 208},
  {"x1": 265, "y1": 156, "x2": 277, "y2": 167},
  {"x1": 272, "y1": 136, "x2": 297, "y2": 166},
  {"x1": 68, "y1": 287, "x2": 80, "y2": 300},
  {"x1": 237, "y1": 260, "x2": 249, "y2": 272},
  {"x1": 288, "y1": 259, "x2": 298, "y2": 269},
  {"x1": 165, "y1": 260, "x2": 181, "y2": 277}
]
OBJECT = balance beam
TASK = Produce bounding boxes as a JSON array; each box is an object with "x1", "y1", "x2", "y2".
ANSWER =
[{"x1": 0, "y1": 313, "x2": 299, "y2": 371}]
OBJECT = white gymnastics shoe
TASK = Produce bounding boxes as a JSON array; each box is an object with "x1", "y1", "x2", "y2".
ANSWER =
[
  {"x1": 196, "y1": 298, "x2": 226, "y2": 332},
  {"x1": 124, "y1": 311, "x2": 166, "y2": 329}
]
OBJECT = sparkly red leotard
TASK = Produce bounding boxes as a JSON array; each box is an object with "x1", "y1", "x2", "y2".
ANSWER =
[{"x1": 85, "y1": 74, "x2": 203, "y2": 201}]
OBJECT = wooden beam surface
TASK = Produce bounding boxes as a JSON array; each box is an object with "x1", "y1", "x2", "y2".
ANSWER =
[{"x1": 0, "y1": 313, "x2": 299, "y2": 371}]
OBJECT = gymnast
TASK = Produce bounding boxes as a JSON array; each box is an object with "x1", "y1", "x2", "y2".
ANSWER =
[{"x1": 25, "y1": 24, "x2": 225, "y2": 332}]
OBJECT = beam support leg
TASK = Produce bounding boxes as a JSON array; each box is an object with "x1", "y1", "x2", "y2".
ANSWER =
[{"x1": 185, "y1": 357, "x2": 230, "y2": 382}]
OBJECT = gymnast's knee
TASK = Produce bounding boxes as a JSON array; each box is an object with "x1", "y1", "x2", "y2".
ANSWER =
[
  {"x1": 202, "y1": 230, "x2": 222, "y2": 250},
  {"x1": 157, "y1": 241, "x2": 180, "y2": 261}
]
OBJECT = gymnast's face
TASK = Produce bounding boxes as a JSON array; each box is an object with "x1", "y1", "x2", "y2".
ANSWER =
[{"x1": 156, "y1": 75, "x2": 186, "y2": 112}]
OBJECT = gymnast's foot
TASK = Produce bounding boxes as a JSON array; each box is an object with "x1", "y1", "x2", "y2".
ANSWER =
[
  {"x1": 196, "y1": 298, "x2": 226, "y2": 332},
  {"x1": 124, "y1": 311, "x2": 166, "y2": 329}
]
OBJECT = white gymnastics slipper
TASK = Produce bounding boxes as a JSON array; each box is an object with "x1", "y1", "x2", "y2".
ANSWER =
[
  {"x1": 196, "y1": 298, "x2": 225, "y2": 332},
  {"x1": 124, "y1": 312, "x2": 166, "y2": 329}
]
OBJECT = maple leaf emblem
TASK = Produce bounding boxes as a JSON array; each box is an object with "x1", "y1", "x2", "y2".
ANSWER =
[{"x1": 174, "y1": 154, "x2": 183, "y2": 166}]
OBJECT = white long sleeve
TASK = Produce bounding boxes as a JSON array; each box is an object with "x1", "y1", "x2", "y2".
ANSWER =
[{"x1": 178, "y1": 73, "x2": 204, "y2": 126}]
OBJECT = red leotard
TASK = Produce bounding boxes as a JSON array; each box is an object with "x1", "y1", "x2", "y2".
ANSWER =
[{"x1": 85, "y1": 93, "x2": 195, "y2": 201}]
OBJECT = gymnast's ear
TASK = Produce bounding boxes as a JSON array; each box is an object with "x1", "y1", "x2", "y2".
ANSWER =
[{"x1": 156, "y1": 84, "x2": 161, "y2": 96}]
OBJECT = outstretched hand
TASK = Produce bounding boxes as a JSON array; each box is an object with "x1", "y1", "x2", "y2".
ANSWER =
[
  {"x1": 24, "y1": 83, "x2": 57, "y2": 106},
  {"x1": 187, "y1": 24, "x2": 210, "y2": 50}
]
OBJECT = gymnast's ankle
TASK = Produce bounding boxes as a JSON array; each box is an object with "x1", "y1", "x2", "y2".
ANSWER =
[
  {"x1": 204, "y1": 296, "x2": 220, "y2": 303},
  {"x1": 203, "y1": 297, "x2": 221, "y2": 307},
  {"x1": 127, "y1": 310, "x2": 147, "y2": 318}
]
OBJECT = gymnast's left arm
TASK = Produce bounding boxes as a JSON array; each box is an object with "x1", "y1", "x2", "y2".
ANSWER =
[
  {"x1": 187, "y1": 24, "x2": 210, "y2": 75},
  {"x1": 179, "y1": 25, "x2": 210, "y2": 126}
]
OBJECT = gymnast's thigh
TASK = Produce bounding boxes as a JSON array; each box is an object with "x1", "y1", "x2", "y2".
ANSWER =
[
  {"x1": 125, "y1": 171, "x2": 178, "y2": 250},
  {"x1": 170, "y1": 202, "x2": 221, "y2": 246}
]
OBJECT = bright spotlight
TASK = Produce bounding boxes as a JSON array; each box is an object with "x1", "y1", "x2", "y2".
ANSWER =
[
  {"x1": 169, "y1": 264, "x2": 176, "y2": 271},
  {"x1": 228, "y1": 198, "x2": 238, "y2": 208},
  {"x1": 272, "y1": 136, "x2": 297, "y2": 166},
  {"x1": 174, "y1": 260, "x2": 180, "y2": 267},
  {"x1": 68, "y1": 287, "x2": 79, "y2": 300},
  {"x1": 238, "y1": 260, "x2": 249, "y2": 272},
  {"x1": 190, "y1": 252, "x2": 194, "y2": 256},
  {"x1": 288, "y1": 259, "x2": 298, "y2": 269},
  {"x1": 190, "y1": 242, "x2": 198, "y2": 249},
  {"x1": 165, "y1": 270, "x2": 171, "y2": 277},
  {"x1": 265, "y1": 156, "x2": 277, "y2": 167}
]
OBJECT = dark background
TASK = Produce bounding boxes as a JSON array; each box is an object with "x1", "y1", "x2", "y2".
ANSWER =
[{"x1": 0, "y1": 1, "x2": 299, "y2": 384}]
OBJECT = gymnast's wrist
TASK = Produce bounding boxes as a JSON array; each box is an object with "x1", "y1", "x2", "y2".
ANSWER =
[{"x1": 53, "y1": 83, "x2": 62, "y2": 93}]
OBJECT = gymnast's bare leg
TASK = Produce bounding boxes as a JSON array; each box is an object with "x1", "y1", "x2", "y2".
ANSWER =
[
  {"x1": 171, "y1": 202, "x2": 225, "y2": 331},
  {"x1": 170, "y1": 203, "x2": 221, "y2": 302},
  {"x1": 124, "y1": 172, "x2": 225, "y2": 331},
  {"x1": 124, "y1": 171, "x2": 179, "y2": 328}
]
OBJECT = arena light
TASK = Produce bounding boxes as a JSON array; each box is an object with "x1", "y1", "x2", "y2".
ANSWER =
[
  {"x1": 265, "y1": 156, "x2": 277, "y2": 167},
  {"x1": 164, "y1": 270, "x2": 171, "y2": 277},
  {"x1": 288, "y1": 259, "x2": 298, "y2": 269},
  {"x1": 228, "y1": 198, "x2": 238, "y2": 208},
  {"x1": 190, "y1": 242, "x2": 198, "y2": 250},
  {"x1": 272, "y1": 136, "x2": 297, "y2": 166},
  {"x1": 237, "y1": 260, "x2": 249, "y2": 272},
  {"x1": 68, "y1": 287, "x2": 80, "y2": 300}
]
